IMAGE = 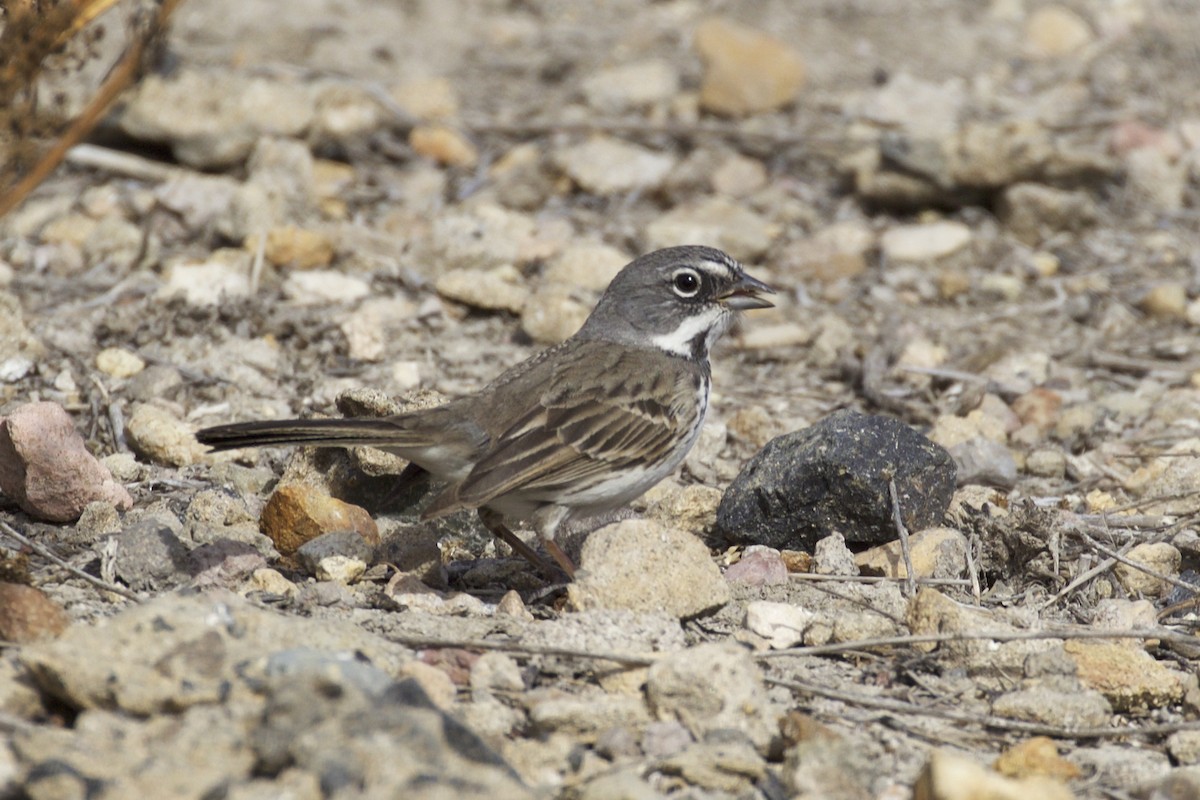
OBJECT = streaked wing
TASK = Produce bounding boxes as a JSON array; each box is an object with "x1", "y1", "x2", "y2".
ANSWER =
[{"x1": 448, "y1": 346, "x2": 703, "y2": 509}]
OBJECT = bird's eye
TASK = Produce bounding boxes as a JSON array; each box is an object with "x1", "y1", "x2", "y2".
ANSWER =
[{"x1": 671, "y1": 268, "x2": 702, "y2": 297}]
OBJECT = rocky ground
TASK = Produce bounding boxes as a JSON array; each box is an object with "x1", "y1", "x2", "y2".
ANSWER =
[{"x1": 3, "y1": 0, "x2": 1200, "y2": 797}]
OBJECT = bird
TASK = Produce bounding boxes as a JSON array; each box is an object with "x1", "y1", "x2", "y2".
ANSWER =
[{"x1": 197, "y1": 245, "x2": 775, "y2": 580}]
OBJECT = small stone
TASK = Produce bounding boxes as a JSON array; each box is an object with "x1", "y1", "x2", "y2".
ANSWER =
[
  {"x1": 915, "y1": 750, "x2": 1074, "y2": 800},
  {"x1": 1140, "y1": 283, "x2": 1188, "y2": 319},
  {"x1": 992, "y1": 685, "x2": 1113, "y2": 729},
  {"x1": 694, "y1": 17, "x2": 806, "y2": 116},
  {"x1": 724, "y1": 546, "x2": 789, "y2": 586},
  {"x1": 812, "y1": 532, "x2": 858, "y2": 576},
  {"x1": 246, "y1": 567, "x2": 299, "y2": 598},
  {"x1": 281, "y1": 270, "x2": 371, "y2": 305},
  {"x1": 245, "y1": 225, "x2": 335, "y2": 270},
  {"x1": 427, "y1": 205, "x2": 537, "y2": 271},
  {"x1": 0, "y1": 583, "x2": 70, "y2": 643},
  {"x1": 718, "y1": 410, "x2": 957, "y2": 551},
  {"x1": 260, "y1": 484, "x2": 380, "y2": 558},
  {"x1": 0, "y1": 401, "x2": 133, "y2": 522},
  {"x1": 998, "y1": 183, "x2": 1097, "y2": 244},
  {"x1": 1113, "y1": 542, "x2": 1181, "y2": 596},
  {"x1": 339, "y1": 297, "x2": 418, "y2": 362},
  {"x1": 642, "y1": 483, "x2": 722, "y2": 535},
  {"x1": 82, "y1": 215, "x2": 145, "y2": 270},
  {"x1": 711, "y1": 153, "x2": 767, "y2": 197},
  {"x1": 645, "y1": 196, "x2": 778, "y2": 262},
  {"x1": 160, "y1": 250, "x2": 253, "y2": 306},
  {"x1": 95, "y1": 347, "x2": 145, "y2": 379},
  {"x1": 310, "y1": 84, "x2": 384, "y2": 146},
  {"x1": 555, "y1": 136, "x2": 675, "y2": 195},
  {"x1": 542, "y1": 242, "x2": 629, "y2": 291},
  {"x1": 735, "y1": 322, "x2": 812, "y2": 351},
  {"x1": 521, "y1": 284, "x2": 590, "y2": 344},
  {"x1": 496, "y1": 589, "x2": 533, "y2": 620},
  {"x1": 435, "y1": 264, "x2": 528, "y2": 313},
  {"x1": 295, "y1": 530, "x2": 376, "y2": 580},
  {"x1": 1011, "y1": 387, "x2": 1062, "y2": 433},
  {"x1": 779, "y1": 222, "x2": 873, "y2": 284},
  {"x1": 745, "y1": 601, "x2": 814, "y2": 649},
  {"x1": 880, "y1": 221, "x2": 972, "y2": 263},
  {"x1": 1025, "y1": 448, "x2": 1067, "y2": 478},
  {"x1": 391, "y1": 76, "x2": 460, "y2": 120},
  {"x1": 855, "y1": 527, "x2": 968, "y2": 580},
  {"x1": 947, "y1": 437, "x2": 1019, "y2": 489},
  {"x1": 582, "y1": 59, "x2": 679, "y2": 112},
  {"x1": 1168, "y1": 731, "x2": 1200, "y2": 766},
  {"x1": 567, "y1": 519, "x2": 730, "y2": 618},
  {"x1": 409, "y1": 125, "x2": 479, "y2": 168},
  {"x1": 126, "y1": 403, "x2": 206, "y2": 467},
  {"x1": 1064, "y1": 639, "x2": 1196, "y2": 712},
  {"x1": 1026, "y1": 5, "x2": 1094, "y2": 58},
  {"x1": 113, "y1": 519, "x2": 191, "y2": 591},
  {"x1": 646, "y1": 642, "x2": 776, "y2": 750}
]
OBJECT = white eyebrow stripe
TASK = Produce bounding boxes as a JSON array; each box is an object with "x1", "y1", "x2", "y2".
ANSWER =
[{"x1": 696, "y1": 258, "x2": 736, "y2": 280}]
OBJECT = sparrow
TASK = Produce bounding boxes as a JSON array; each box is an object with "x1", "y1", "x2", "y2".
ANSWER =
[{"x1": 197, "y1": 245, "x2": 774, "y2": 580}]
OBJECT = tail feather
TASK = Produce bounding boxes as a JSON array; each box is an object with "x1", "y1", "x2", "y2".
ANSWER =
[{"x1": 196, "y1": 417, "x2": 432, "y2": 451}]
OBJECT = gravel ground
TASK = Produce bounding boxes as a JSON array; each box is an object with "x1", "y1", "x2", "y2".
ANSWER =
[{"x1": 3, "y1": 1, "x2": 1200, "y2": 798}]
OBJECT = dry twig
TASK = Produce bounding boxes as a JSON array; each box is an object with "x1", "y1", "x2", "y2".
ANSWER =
[{"x1": 0, "y1": 519, "x2": 138, "y2": 601}]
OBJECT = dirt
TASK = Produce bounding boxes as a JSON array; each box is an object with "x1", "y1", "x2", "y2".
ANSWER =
[{"x1": 3, "y1": 0, "x2": 1200, "y2": 798}]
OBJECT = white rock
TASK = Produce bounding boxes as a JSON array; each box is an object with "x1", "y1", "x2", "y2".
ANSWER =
[
  {"x1": 315, "y1": 555, "x2": 367, "y2": 584},
  {"x1": 556, "y1": 136, "x2": 675, "y2": 195},
  {"x1": 95, "y1": 347, "x2": 145, "y2": 379},
  {"x1": 521, "y1": 284, "x2": 590, "y2": 344},
  {"x1": 435, "y1": 264, "x2": 529, "y2": 313},
  {"x1": 282, "y1": 270, "x2": 371, "y2": 305},
  {"x1": 582, "y1": 59, "x2": 680, "y2": 111},
  {"x1": 160, "y1": 251, "x2": 252, "y2": 306},
  {"x1": 745, "y1": 601, "x2": 815, "y2": 649},
  {"x1": 880, "y1": 221, "x2": 972, "y2": 263},
  {"x1": 543, "y1": 242, "x2": 630, "y2": 291},
  {"x1": 644, "y1": 196, "x2": 778, "y2": 261}
]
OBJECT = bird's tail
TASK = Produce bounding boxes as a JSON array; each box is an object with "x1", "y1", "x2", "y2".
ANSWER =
[{"x1": 196, "y1": 417, "x2": 435, "y2": 451}]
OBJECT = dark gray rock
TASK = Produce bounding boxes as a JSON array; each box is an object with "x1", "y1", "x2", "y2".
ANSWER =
[
  {"x1": 112, "y1": 519, "x2": 191, "y2": 590},
  {"x1": 717, "y1": 410, "x2": 956, "y2": 551}
]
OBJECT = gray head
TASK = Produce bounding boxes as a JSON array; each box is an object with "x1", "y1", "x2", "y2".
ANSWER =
[{"x1": 576, "y1": 246, "x2": 775, "y2": 359}]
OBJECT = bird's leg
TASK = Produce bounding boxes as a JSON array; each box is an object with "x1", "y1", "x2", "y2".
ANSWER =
[
  {"x1": 542, "y1": 539, "x2": 576, "y2": 580},
  {"x1": 477, "y1": 508, "x2": 563, "y2": 580}
]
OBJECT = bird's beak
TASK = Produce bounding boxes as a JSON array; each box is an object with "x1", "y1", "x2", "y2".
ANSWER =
[{"x1": 719, "y1": 272, "x2": 776, "y2": 310}]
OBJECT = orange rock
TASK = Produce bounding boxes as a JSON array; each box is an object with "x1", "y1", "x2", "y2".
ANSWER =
[
  {"x1": 245, "y1": 225, "x2": 335, "y2": 271},
  {"x1": 994, "y1": 737, "x2": 1081, "y2": 782},
  {"x1": 410, "y1": 125, "x2": 478, "y2": 168},
  {"x1": 260, "y1": 484, "x2": 379, "y2": 557},
  {"x1": 1010, "y1": 388, "x2": 1063, "y2": 433},
  {"x1": 0, "y1": 582, "x2": 70, "y2": 642},
  {"x1": 694, "y1": 17, "x2": 806, "y2": 116}
]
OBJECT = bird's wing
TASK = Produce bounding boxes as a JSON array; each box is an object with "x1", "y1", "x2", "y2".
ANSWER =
[{"x1": 423, "y1": 344, "x2": 703, "y2": 516}]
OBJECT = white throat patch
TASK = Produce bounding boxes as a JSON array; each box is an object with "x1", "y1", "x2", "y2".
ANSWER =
[{"x1": 649, "y1": 305, "x2": 731, "y2": 358}]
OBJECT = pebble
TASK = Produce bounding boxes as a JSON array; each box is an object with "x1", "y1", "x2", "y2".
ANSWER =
[
  {"x1": 118, "y1": 71, "x2": 315, "y2": 168},
  {"x1": 555, "y1": 136, "x2": 675, "y2": 195},
  {"x1": 427, "y1": 205, "x2": 537, "y2": 271},
  {"x1": 1168, "y1": 731, "x2": 1200, "y2": 765},
  {"x1": 646, "y1": 643, "x2": 776, "y2": 751},
  {"x1": 735, "y1": 322, "x2": 812, "y2": 351},
  {"x1": 245, "y1": 567, "x2": 299, "y2": 598},
  {"x1": 409, "y1": 125, "x2": 479, "y2": 168},
  {"x1": 281, "y1": 270, "x2": 371, "y2": 305},
  {"x1": 812, "y1": 532, "x2": 858, "y2": 576},
  {"x1": 1064, "y1": 639, "x2": 1196, "y2": 712},
  {"x1": 295, "y1": 530, "x2": 376, "y2": 579},
  {"x1": 1025, "y1": 5, "x2": 1094, "y2": 58},
  {"x1": 718, "y1": 410, "x2": 957, "y2": 551},
  {"x1": 310, "y1": 84, "x2": 385, "y2": 147},
  {"x1": 113, "y1": 519, "x2": 191, "y2": 591},
  {"x1": 998, "y1": 182, "x2": 1097, "y2": 244},
  {"x1": 693, "y1": 16, "x2": 806, "y2": 116},
  {"x1": 82, "y1": 215, "x2": 146, "y2": 271},
  {"x1": 1025, "y1": 448, "x2": 1067, "y2": 478},
  {"x1": 260, "y1": 484, "x2": 380, "y2": 558},
  {"x1": 520, "y1": 283, "x2": 590, "y2": 343},
  {"x1": 644, "y1": 196, "x2": 778, "y2": 261},
  {"x1": 855, "y1": 527, "x2": 968, "y2": 580},
  {"x1": 744, "y1": 601, "x2": 814, "y2": 649},
  {"x1": 435, "y1": 264, "x2": 529, "y2": 313},
  {"x1": 779, "y1": 222, "x2": 873, "y2": 284},
  {"x1": 126, "y1": 403, "x2": 206, "y2": 467},
  {"x1": 1112, "y1": 542, "x2": 1181, "y2": 597},
  {"x1": 581, "y1": 59, "x2": 679, "y2": 112},
  {"x1": 542, "y1": 242, "x2": 629, "y2": 291},
  {"x1": 0, "y1": 401, "x2": 133, "y2": 522},
  {"x1": 1139, "y1": 283, "x2": 1188, "y2": 319},
  {"x1": 0, "y1": 583, "x2": 70, "y2": 643},
  {"x1": 160, "y1": 250, "x2": 254, "y2": 306},
  {"x1": 724, "y1": 546, "x2": 789, "y2": 586},
  {"x1": 95, "y1": 347, "x2": 146, "y2": 379},
  {"x1": 947, "y1": 437, "x2": 1019, "y2": 489},
  {"x1": 567, "y1": 518, "x2": 730, "y2": 619},
  {"x1": 245, "y1": 225, "x2": 335, "y2": 270},
  {"x1": 391, "y1": 76, "x2": 460, "y2": 120},
  {"x1": 710, "y1": 153, "x2": 767, "y2": 197},
  {"x1": 992, "y1": 684, "x2": 1113, "y2": 729},
  {"x1": 339, "y1": 297, "x2": 418, "y2": 362},
  {"x1": 914, "y1": 750, "x2": 1074, "y2": 800},
  {"x1": 880, "y1": 221, "x2": 972, "y2": 263}
]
